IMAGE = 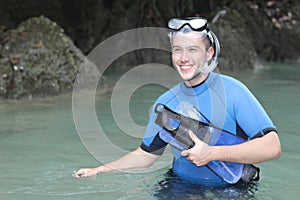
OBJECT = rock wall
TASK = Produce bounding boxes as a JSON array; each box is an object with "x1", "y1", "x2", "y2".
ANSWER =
[
  {"x1": 0, "y1": 16, "x2": 99, "y2": 99},
  {"x1": 0, "y1": 0, "x2": 299, "y2": 99},
  {"x1": 0, "y1": 0, "x2": 298, "y2": 61}
]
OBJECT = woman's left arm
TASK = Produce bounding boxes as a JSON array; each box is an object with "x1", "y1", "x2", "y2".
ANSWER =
[{"x1": 181, "y1": 131, "x2": 281, "y2": 166}]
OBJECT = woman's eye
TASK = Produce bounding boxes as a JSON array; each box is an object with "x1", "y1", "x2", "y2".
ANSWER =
[
  {"x1": 189, "y1": 48, "x2": 197, "y2": 52},
  {"x1": 172, "y1": 48, "x2": 181, "y2": 53}
]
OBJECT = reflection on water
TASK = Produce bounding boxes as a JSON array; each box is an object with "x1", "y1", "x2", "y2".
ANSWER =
[{"x1": 0, "y1": 63, "x2": 299, "y2": 200}]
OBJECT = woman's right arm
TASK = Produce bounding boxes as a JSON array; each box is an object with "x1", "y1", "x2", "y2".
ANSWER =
[{"x1": 72, "y1": 147, "x2": 160, "y2": 178}]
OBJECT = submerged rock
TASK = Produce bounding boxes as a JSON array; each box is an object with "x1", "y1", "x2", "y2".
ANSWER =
[{"x1": 0, "y1": 16, "x2": 100, "y2": 99}]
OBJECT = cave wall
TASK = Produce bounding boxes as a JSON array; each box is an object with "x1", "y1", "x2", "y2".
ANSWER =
[{"x1": 0, "y1": 0, "x2": 299, "y2": 63}]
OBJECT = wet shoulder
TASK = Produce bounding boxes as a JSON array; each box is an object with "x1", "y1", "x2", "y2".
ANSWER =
[{"x1": 211, "y1": 73, "x2": 250, "y2": 94}]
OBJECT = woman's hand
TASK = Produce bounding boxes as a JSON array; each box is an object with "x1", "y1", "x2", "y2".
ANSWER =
[
  {"x1": 181, "y1": 130, "x2": 214, "y2": 166},
  {"x1": 72, "y1": 168, "x2": 98, "y2": 178}
]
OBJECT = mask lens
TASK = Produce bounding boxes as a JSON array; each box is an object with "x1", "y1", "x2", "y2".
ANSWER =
[
  {"x1": 168, "y1": 19, "x2": 185, "y2": 30},
  {"x1": 189, "y1": 18, "x2": 207, "y2": 29},
  {"x1": 168, "y1": 17, "x2": 207, "y2": 31}
]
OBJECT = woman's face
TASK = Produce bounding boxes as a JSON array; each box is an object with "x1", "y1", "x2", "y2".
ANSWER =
[{"x1": 171, "y1": 32, "x2": 214, "y2": 86}]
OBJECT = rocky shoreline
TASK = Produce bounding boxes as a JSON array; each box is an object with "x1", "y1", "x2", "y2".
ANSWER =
[{"x1": 0, "y1": 1, "x2": 299, "y2": 99}]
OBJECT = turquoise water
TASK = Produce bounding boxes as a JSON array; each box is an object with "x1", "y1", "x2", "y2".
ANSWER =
[{"x1": 0, "y1": 63, "x2": 299, "y2": 199}]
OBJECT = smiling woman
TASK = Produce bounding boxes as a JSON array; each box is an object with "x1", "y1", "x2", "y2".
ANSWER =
[{"x1": 72, "y1": 17, "x2": 281, "y2": 188}]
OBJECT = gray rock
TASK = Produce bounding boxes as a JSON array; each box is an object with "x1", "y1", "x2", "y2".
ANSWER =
[{"x1": 0, "y1": 16, "x2": 101, "y2": 99}]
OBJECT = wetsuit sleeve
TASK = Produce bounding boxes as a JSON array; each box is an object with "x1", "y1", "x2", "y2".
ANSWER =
[
  {"x1": 140, "y1": 104, "x2": 168, "y2": 155},
  {"x1": 234, "y1": 84, "x2": 276, "y2": 139}
]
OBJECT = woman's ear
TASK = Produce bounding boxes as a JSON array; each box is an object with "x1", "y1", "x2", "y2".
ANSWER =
[{"x1": 207, "y1": 46, "x2": 215, "y2": 61}]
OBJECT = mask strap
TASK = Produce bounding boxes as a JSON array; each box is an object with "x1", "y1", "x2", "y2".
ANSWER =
[{"x1": 200, "y1": 31, "x2": 220, "y2": 73}]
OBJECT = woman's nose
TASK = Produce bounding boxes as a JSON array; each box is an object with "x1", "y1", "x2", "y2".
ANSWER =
[{"x1": 180, "y1": 51, "x2": 190, "y2": 62}]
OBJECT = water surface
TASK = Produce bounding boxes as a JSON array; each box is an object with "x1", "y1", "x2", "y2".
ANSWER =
[{"x1": 0, "y1": 63, "x2": 299, "y2": 199}]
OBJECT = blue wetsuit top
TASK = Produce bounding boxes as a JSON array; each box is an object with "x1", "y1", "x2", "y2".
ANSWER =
[{"x1": 140, "y1": 72, "x2": 276, "y2": 186}]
